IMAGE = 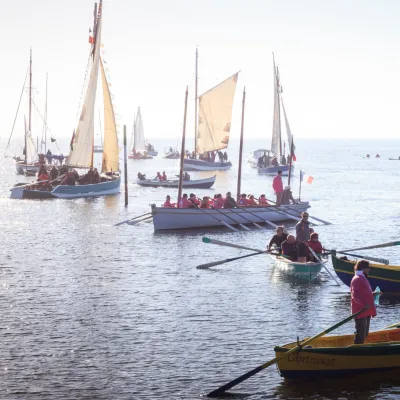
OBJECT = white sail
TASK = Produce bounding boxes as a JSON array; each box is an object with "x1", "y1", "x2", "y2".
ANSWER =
[
  {"x1": 100, "y1": 58, "x2": 119, "y2": 173},
  {"x1": 271, "y1": 57, "x2": 282, "y2": 158},
  {"x1": 133, "y1": 107, "x2": 146, "y2": 151},
  {"x1": 68, "y1": 12, "x2": 103, "y2": 168},
  {"x1": 24, "y1": 117, "x2": 38, "y2": 164},
  {"x1": 197, "y1": 72, "x2": 239, "y2": 154},
  {"x1": 281, "y1": 97, "x2": 294, "y2": 152}
]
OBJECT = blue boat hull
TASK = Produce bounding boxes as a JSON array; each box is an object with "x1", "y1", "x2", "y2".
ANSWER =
[
  {"x1": 258, "y1": 164, "x2": 294, "y2": 176},
  {"x1": 183, "y1": 159, "x2": 232, "y2": 171}
]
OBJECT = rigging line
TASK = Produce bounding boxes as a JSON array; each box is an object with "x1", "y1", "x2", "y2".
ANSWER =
[
  {"x1": 75, "y1": 52, "x2": 92, "y2": 122},
  {"x1": 4, "y1": 67, "x2": 29, "y2": 157}
]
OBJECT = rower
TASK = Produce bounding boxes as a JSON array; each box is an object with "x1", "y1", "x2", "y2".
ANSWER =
[
  {"x1": 306, "y1": 232, "x2": 324, "y2": 262},
  {"x1": 267, "y1": 225, "x2": 288, "y2": 252},
  {"x1": 163, "y1": 195, "x2": 176, "y2": 208},
  {"x1": 281, "y1": 234, "x2": 299, "y2": 261}
]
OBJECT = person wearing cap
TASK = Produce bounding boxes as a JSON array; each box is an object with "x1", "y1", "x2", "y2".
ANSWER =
[
  {"x1": 281, "y1": 185, "x2": 296, "y2": 205},
  {"x1": 223, "y1": 192, "x2": 237, "y2": 208},
  {"x1": 351, "y1": 260, "x2": 377, "y2": 344},
  {"x1": 267, "y1": 226, "x2": 288, "y2": 252},
  {"x1": 272, "y1": 170, "x2": 284, "y2": 206},
  {"x1": 295, "y1": 212, "x2": 311, "y2": 262}
]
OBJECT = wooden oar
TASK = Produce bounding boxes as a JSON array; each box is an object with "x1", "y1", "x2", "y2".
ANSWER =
[
  {"x1": 384, "y1": 322, "x2": 400, "y2": 329},
  {"x1": 211, "y1": 207, "x2": 251, "y2": 231},
  {"x1": 281, "y1": 205, "x2": 332, "y2": 225},
  {"x1": 114, "y1": 212, "x2": 152, "y2": 226},
  {"x1": 305, "y1": 244, "x2": 341, "y2": 286},
  {"x1": 197, "y1": 251, "x2": 280, "y2": 269},
  {"x1": 230, "y1": 208, "x2": 266, "y2": 230},
  {"x1": 202, "y1": 237, "x2": 263, "y2": 252},
  {"x1": 236, "y1": 207, "x2": 280, "y2": 230},
  {"x1": 126, "y1": 215, "x2": 153, "y2": 225},
  {"x1": 198, "y1": 208, "x2": 240, "y2": 232},
  {"x1": 329, "y1": 241, "x2": 400, "y2": 253},
  {"x1": 336, "y1": 252, "x2": 389, "y2": 265},
  {"x1": 206, "y1": 307, "x2": 368, "y2": 397}
]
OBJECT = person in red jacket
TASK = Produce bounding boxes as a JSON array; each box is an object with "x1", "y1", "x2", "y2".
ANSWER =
[
  {"x1": 350, "y1": 260, "x2": 377, "y2": 344},
  {"x1": 306, "y1": 232, "x2": 323, "y2": 261},
  {"x1": 272, "y1": 170, "x2": 283, "y2": 205},
  {"x1": 163, "y1": 195, "x2": 176, "y2": 208}
]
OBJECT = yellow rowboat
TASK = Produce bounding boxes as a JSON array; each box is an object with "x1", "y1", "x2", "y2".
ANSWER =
[{"x1": 274, "y1": 328, "x2": 400, "y2": 378}]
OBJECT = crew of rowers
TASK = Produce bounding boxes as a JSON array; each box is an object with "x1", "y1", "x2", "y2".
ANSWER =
[
  {"x1": 163, "y1": 192, "x2": 272, "y2": 208},
  {"x1": 267, "y1": 212, "x2": 324, "y2": 263},
  {"x1": 185, "y1": 150, "x2": 228, "y2": 163},
  {"x1": 28, "y1": 165, "x2": 103, "y2": 191}
]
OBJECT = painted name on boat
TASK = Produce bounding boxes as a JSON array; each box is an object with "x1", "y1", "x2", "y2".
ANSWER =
[{"x1": 287, "y1": 353, "x2": 336, "y2": 366}]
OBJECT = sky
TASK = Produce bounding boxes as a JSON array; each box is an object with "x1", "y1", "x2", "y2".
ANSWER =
[{"x1": 1, "y1": 0, "x2": 400, "y2": 153}]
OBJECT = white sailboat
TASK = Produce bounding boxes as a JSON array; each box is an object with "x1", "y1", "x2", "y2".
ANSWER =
[
  {"x1": 253, "y1": 55, "x2": 295, "y2": 176},
  {"x1": 10, "y1": 0, "x2": 120, "y2": 199},
  {"x1": 183, "y1": 49, "x2": 239, "y2": 171},
  {"x1": 128, "y1": 107, "x2": 153, "y2": 159}
]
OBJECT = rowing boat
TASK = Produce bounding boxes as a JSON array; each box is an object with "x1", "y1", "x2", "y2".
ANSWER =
[
  {"x1": 331, "y1": 251, "x2": 400, "y2": 293},
  {"x1": 269, "y1": 254, "x2": 326, "y2": 281},
  {"x1": 274, "y1": 328, "x2": 400, "y2": 379},
  {"x1": 151, "y1": 202, "x2": 309, "y2": 231},
  {"x1": 136, "y1": 175, "x2": 216, "y2": 189}
]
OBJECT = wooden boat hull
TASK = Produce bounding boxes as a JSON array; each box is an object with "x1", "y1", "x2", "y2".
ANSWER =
[
  {"x1": 136, "y1": 175, "x2": 216, "y2": 189},
  {"x1": 331, "y1": 252, "x2": 400, "y2": 293},
  {"x1": 269, "y1": 254, "x2": 325, "y2": 281},
  {"x1": 258, "y1": 164, "x2": 294, "y2": 176},
  {"x1": 275, "y1": 328, "x2": 400, "y2": 379},
  {"x1": 10, "y1": 177, "x2": 121, "y2": 199},
  {"x1": 183, "y1": 159, "x2": 232, "y2": 171},
  {"x1": 15, "y1": 162, "x2": 39, "y2": 175},
  {"x1": 151, "y1": 202, "x2": 310, "y2": 231},
  {"x1": 164, "y1": 152, "x2": 180, "y2": 159}
]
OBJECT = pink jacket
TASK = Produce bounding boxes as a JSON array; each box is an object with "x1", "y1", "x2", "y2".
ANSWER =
[
  {"x1": 272, "y1": 176, "x2": 283, "y2": 193},
  {"x1": 350, "y1": 274, "x2": 377, "y2": 319}
]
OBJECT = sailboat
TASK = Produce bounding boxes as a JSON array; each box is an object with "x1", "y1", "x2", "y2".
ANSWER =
[
  {"x1": 253, "y1": 55, "x2": 295, "y2": 176},
  {"x1": 183, "y1": 49, "x2": 239, "y2": 171},
  {"x1": 128, "y1": 107, "x2": 153, "y2": 159},
  {"x1": 10, "y1": 50, "x2": 41, "y2": 175},
  {"x1": 10, "y1": 0, "x2": 120, "y2": 199}
]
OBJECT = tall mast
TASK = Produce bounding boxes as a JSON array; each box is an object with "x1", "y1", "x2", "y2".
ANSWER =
[
  {"x1": 178, "y1": 87, "x2": 189, "y2": 205},
  {"x1": 236, "y1": 88, "x2": 246, "y2": 202},
  {"x1": 44, "y1": 73, "x2": 48, "y2": 154},
  {"x1": 26, "y1": 48, "x2": 32, "y2": 164},
  {"x1": 276, "y1": 66, "x2": 282, "y2": 158},
  {"x1": 194, "y1": 47, "x2": 198, "y2": 157}
]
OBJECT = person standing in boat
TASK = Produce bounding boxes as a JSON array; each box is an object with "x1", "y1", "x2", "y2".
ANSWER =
[
  {"x1": 280, "y1": 154, "x2": 286, "y2": 165},
  {"x1": 272, "y1": 170, "x2": 284, "y2": 206},
  {"x1": 267, "y1": 226, "x2": 288, "y2": 252},
  {"x1": 223, "y1": 192, "x2": 237, "y2": 208},
  {"x1": 351, "y1": 260, "x2": 377, "y2": 344},
  {"x1": 295, "y1": 212, "x2": 310, "y2": 262},
  {"x1": 281, "y1": 186, "x2": 296, "y2": 205}
]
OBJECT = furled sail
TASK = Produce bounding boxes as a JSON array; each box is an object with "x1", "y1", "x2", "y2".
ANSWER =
[
  {"x1": 281, "y1": 97, "x2": 294, "y2": 155},
  {"x1": 133, "y1": 107, "x2": 146, "y2": 151},
  {"x1": 68, "y1": 12, "x2": 102, "y2": 168},
  {"x1": 24, "y1": 117, "x2": 38, "y2": 164},
  {"x1": 197, "y1": 72, "x2": 239, "y2": 154},
  {"x1": 100, "y1": 58, "x2": 119, "y2": 173},
  {"x1": 271, "y1": 58, "x2": 282, "y2": 158}
]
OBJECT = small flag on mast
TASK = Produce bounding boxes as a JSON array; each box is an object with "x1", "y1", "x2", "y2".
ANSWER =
[
  {"x1": 300, "y1": 170, "x2": 314, "y2": 184},
  {"x1": 89, "y1": 28, "x2": 94, "y2": 44}
]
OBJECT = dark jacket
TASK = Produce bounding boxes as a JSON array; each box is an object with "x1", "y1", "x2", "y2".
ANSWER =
[
  {"x1": 281, "y1": 240, "x2": 299, "y2": 261},
  {"x1": 224, "y1": 196, "x2": 237, "y2": 208},
  {"x1": 296, "y1": 220, "x2": 310, "y2": 242},
  {"x1": 268, "y1": 233, "x2": 288, "y2": 250}
]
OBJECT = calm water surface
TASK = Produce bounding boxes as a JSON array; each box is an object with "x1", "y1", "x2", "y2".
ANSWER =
[{"x1": 0, "y1": 139, "x2": 399, "y2": 399}]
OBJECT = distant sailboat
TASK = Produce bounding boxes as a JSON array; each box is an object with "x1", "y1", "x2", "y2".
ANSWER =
[
  {"x1": 129, "y1": 107, "x2": 153, "y2": 159},
  {"x1": 255, "y1": 55, "x2": 295, "y2": 176},
  {"x1": 10, "y1": 0, "x2": 120, "y2": 199},
  {"x1": 184, "y1": 49, "x2": 239, "y2": 171}
]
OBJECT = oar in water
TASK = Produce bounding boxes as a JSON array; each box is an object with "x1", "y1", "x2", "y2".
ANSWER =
[
  {"x1": 114, "y1": 212, "x2": 152, "y2": 226},
  {"x1": 197, "y1": 251, "x2": 279, "y2": 269},
  {"x1": 305, "y1": 244, "x2": 341, "y2": 286},
  {"x1": 328, "y1": 241, "x2": 400, "y2": 253},
  {"x1": 197, "y1": 208, "x2": 240, "y2": 232},
  {"x1": 209, "y1": 207, "x2": 251, "y2": 231},
  {"x1": 281, "y1": 205, "x2": 332, "y2": 225},
  {"x1": 206, "y1": 307, "x2": 368, "y2": 397},
  {"x1": 230, "y1": 208, "x2": 266, "y2": 230},
  {"x1": 202, "y1": 237, "x2": 264, "y2": 252},
  {"x1": 235, "y1": 207, "x2": 280, "y2": 230},
  {"x1": 126, "y1": 215, "x2": 153, "y2": 225}
]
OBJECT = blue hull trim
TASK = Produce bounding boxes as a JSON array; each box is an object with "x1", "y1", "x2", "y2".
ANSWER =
[
  {"x1": 51, "y1": 178, "x2": 120, "y2": 198},
  {"x1": 183, "y1": 159, "x2": 232, "y2": 171},
  {"x1": 335, "y1": 271, "x2": 400, "y2": 293},
  {"x1": 258, "y1": 165, "x2": 294, "y2": 176}
]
